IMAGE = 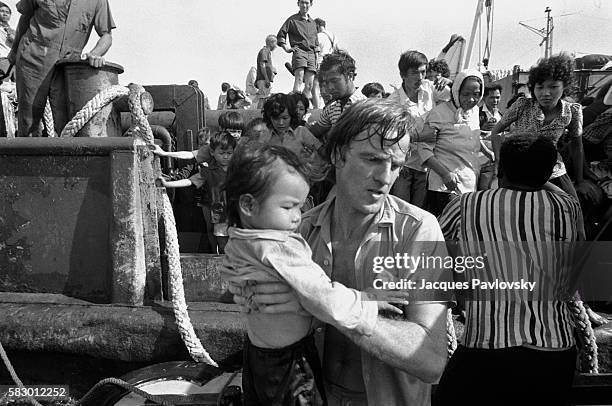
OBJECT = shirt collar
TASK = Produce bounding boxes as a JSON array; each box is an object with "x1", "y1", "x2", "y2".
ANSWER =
[
  {"x1": 228, "y1": 227, "x2": 292, "y2": 242},
  {"x1": 312, "y1": 193, "x2": 396, "y2": 234}
]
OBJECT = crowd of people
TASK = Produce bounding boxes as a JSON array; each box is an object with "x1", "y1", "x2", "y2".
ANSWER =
[{"x1": 2, "y1": 0, "x2": 612, "y2": 404}]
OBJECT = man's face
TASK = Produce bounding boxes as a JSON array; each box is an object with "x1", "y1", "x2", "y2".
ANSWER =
[
  {"x1": 318, "y1": 67, "x2": 352, "y2": 100},
  {"x1": 297, "y1": 0, "x2": 311, "y2": 15},
  {"x1": 268, "y1": 38, "x2": 278, "y2": 51},
  {"x1": 335, "y1": 130, "x2": 408, "y2": 215},
  {"x1": 484, "y1": 89, "x2": 501, "y2": 111},
  {"x1": 401, "y1": 64, "x2": 427, "y2": 93}
]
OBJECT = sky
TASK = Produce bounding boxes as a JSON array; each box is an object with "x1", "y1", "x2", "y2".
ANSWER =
[{"x1": 4, "y1": 0, "x2": 612, "y2": 104}]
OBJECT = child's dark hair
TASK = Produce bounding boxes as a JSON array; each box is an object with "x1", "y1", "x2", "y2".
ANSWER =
[
  {"x1": 287, "y1": 92, "x2": 309, "y2": 128},
  {"x1": 528, "y1": 53, "x2": 575, "y2": 97},
  {"x1": 498, "y1": 133, "x2": 557, "y2": 188},
  {"x1": 398, "y1": 50, "x2": 428, "y2": 77},
  {"x1": 263, "y1": 93, "x2": 289, "y2": 127},
  {"x1": 362, "y1": 82, "x2": 385, "y2": 97},
  {"x1": 210, "y1": 130, "x2": 238, "y2": 151},
  {"x1": 221, "y1": 82, "x2": 231, "y2": 92},
  {"x1": 218, "y1": 111, "x2": 244, "y2": 131},
  {"x1": 244, "y1": 117, "x2": 266, "y2": 137},
  {"x1": 225, "y1": 143, "x2": 311, "y2": 227},
  {"x1": 428, "y1": 59, "x2": 450, "y2": 78},
  {"x1": 320, "y1": 50, "x2": 356, "y2": 78}
]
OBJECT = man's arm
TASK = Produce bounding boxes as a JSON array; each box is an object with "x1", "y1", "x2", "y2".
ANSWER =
[
  {"x1": 83, "y1": 32, "x2": 112, "y2": 68},
  {"x1": 340, "y1": 303, "x2": 448, "y2": 383},
  {"x1": 7, "y1": 12, "x2": 33, "y2": 64}
]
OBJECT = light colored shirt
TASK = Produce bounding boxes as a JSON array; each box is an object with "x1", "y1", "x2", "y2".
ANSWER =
[
  {"x1": 389, "y1": 80, "x2": 451, "y2": 171},
  {"x1": 221, "y1": 228, "x2": 378, "y2": 348},
  {"x1": 299, "y1": 194, "x2": 451, "y2": 406},
  {"x1": 496, "y1": 97, "x2": 583, "y2": 178},
  {"x1": 316, "y1": 28, "x2": 336, "y2": 64},
  {"x1": 438, "y1": 189, "x2": 582, "y2": 349},
  {"x1": 419, "y1": 101, "x2": 481, "y2": 194}
]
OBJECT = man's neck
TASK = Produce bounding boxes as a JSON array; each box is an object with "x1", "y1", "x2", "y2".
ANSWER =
[
  {"x1": 332, "y1": 195, "x2": 376, "y2": 241},
  {"x1": 335, "y1": 86, "x2": 355, "y2": 102},
  {"x1": 401, "y1": 82, "x2": 418, "y2": 102}
]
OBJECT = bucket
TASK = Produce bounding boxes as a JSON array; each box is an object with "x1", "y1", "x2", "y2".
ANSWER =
[{"x1": 56, "y1": 59, "x2": 125, "y2": 137}]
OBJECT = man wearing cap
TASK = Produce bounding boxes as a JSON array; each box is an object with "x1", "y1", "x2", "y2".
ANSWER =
[{"x1": 8, "y1": 0, "x2": 115, "y2": 136}]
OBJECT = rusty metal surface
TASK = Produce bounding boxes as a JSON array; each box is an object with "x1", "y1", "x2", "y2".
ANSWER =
[{"x1": 0, "y1": 297, "x2": 245, "y2": 364}]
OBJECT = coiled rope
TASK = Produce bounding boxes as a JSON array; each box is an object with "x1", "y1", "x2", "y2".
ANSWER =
[
  {"x1": 43, "y1": 99, "x2": 56, "y2": 138},
  {"x1": 569, "y1": 299, "x2": 599, "y2": 373}
]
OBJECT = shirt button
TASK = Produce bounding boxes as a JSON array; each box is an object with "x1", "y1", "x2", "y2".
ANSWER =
[
  {"x1": 323, "y1": 259, "x2": 330, "y2": 266},
  {"x1": 316, "y1": 327, "x2": 323, "y2": 333}
]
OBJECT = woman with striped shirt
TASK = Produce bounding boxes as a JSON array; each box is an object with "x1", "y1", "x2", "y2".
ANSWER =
[{"x1": 434, "y1": 134, "x2": 583, "y2": 405}]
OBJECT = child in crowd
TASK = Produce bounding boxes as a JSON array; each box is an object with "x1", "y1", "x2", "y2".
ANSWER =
[
  {"x1": 419, "y1": 69, "x2": 492, "y2": 216},
  {"x1": 287, "y1": 92, "x2": 310, "y2": 128},
  {"x1": 491, "y1": 53, "x2": 590, "y2": 200},
  {"x1": 157, "y1": 130, "x2": 236, "y2": 253},
  {"x1": 223, "y1": 86, "x2": 252, "y2": 110},
  {"x1": 222, "y1": 142, "x2": 402, "y2": 405},
  {"x1": 243, "y1": 117, "x2": 270, "y2": 142},
  {"x1": 361, "y1": 82, "x2": 385, "y2": 98}
]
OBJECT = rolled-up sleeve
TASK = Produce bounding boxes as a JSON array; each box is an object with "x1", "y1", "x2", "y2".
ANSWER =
[
  {"x1": 94, "y1": 0, "x2": 116, "y2": 36},
  {"x1": 264, "y1": 235, "x2": 378, "y2": 335},
  {"x1": 276, "y1": 18, "x2": 290, "y2": 47}
]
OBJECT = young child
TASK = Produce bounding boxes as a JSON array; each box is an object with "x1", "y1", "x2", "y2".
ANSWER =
[
  {"x1": 157, "y1": 130, "x2": 236, "y2": 253},
  {"x1": 287, "y1": 91, "x2": 310, "y2": 128},
  {"x1": 243, "y1": 117, "x2": 270, "y2": 142},
  {"x1": 222, "y1": 142, "x2": 403, "y2": 405},
  {"x1": 491, "y1": 53, "x2": 588, "y2": 200},
  {"x1": 418, "y1": 69, "x2": 492, "y2": 216},
  {"x1": 361, "y1": 82, "x2": 385, "y2": 99}
]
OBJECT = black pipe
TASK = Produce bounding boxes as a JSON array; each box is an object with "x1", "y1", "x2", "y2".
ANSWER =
[{"x1": 151, "y1": 125, "x2": 173, "y2": 173}]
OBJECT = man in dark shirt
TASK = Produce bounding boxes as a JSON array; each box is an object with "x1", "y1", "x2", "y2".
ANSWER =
[
  {"x1": 256, "y1": 35, "x2": 277, "y2": 98},
  {"x1": 277, "y1": 0, "x2": 318, "y2": 103}
]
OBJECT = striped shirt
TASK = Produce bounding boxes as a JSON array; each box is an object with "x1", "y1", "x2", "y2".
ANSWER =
[
  {"x1": 317, "y1": 91, "x2": 366, "y2": 129},
  {"x1": 438, "y1": 188, "x2": 582, "y2": 349}
]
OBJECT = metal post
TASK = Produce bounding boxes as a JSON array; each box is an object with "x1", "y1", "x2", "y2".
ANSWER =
[{"x1": 544, "y1": 7, "x2": 552, "y2": 58}]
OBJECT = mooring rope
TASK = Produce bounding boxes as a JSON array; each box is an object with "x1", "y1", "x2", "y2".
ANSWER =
[
  {"x1": 43, "y1": 98, "x2": 56, "y2": 138},
  {"x1": 569, "y1": 299, "x2": 599, "y2": 373}
]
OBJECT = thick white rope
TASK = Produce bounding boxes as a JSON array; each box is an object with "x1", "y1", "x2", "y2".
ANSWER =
[
  {"x1": 43, "y1": 98, "x2": 56, "y2": 138},
  {"x1": 60, "y1": 85, "x2": 129, "y2": 137},
  {"x1": 127, "y1": 83, "x2": 217, "y2": 367},
  {"x1": 569, "y1": 300, "x2": 599, "y2": 373},
  {"x1": 447, "y1": 309, "x2": 457, "y2": 358}
]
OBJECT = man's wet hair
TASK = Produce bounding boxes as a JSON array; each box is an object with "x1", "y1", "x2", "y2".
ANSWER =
[
  {"x1": 398, "y1": 50, "x2": 428, "y2": 76},
  {"x1": 483, "y1": 83, "x2": 502, "y2": 97},
  {"x1": 225, "y1": 143, "x2": 311, "y2": 227},
  {"x1": 325, "y1": 98, "x2": 416, "y2": 163},
  {"x1": 319, "y1": 50, "x2": 356, "y2": 78},
  {"x1": 498, "y1": 133, "x2": 557, "y2": 188},
  {"x1": 210, "y1": 130, "x2": 238, "y2": 152}
]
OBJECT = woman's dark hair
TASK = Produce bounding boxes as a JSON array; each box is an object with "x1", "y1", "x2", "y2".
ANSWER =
[
  {"x1": 287, "y1": 92, "x2": 309, "y2": 128},
  {"x1": 221, "y1": 82, "x2": 231, "y2": 92},
  {"x1": 225, "y1": 143, "x2": 311, "y2": 227},
  {"x1": 498, "y1": 133, "x2": 557, "y2": 188},
  {"x1": 218, "y1": 111, "x2": 244, "y2": 131},
  {"x1": 361, "y1": 82, "x2": 385, "y2": 98},
  {"x1": 528, "y1": 53, "x2": 575, "y2": 97},
  {"x1": 427, "y1": 59, "x2": 450, "y2": 78},
  {"x1": 209, "y1": 130, "x2": 238, "y2": 151},
  {"x1": 262, "y1": 93, "x2": 289, "y2": 128}
]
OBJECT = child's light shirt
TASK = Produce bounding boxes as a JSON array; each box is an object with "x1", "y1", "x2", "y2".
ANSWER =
[{"x1": 222, "y1": 227, "x2": 378, "y2": 349}]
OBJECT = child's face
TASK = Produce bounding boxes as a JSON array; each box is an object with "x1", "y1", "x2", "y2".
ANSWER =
[
  {"x1": 247, "y1": 165, "x2": 309, "y2": 231},
  {"x1": 271, "y1": 108, "x2": 291, "y2": 133},
  {"x1": 296, "y1": 101, "x2": 306, "y2": 121},
  {"x1": 250, "y1": 123, "x2": 269, "y2": 139},
  {"x1": 459, "y1": 78, "x2": 481, "y2": 111},
  {"x1": 534, "y1": 79, "x2": 564, "y2": 110},
  {"x1": 212, "y1": 146, "x2": 234, "y2": 167}
]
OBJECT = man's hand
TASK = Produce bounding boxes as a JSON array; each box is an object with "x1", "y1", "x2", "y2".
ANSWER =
[
  {"x1": 7, "y1": 49, "x2": 15, "y2": 65},
  {"x1": 434, "y1": 77, "x2": 452, "y2": 92},
  {"x1": 282, "y1": 44, "x2": 295, "y2": 54},
  {"x1": 442, "y1": 172, "x2": 461, "y2": 194},
  {"x1": 365, "y1": 289, "x2": 410, "y2": 315},
  {"x1": 83, "y1": 53, "x2": 106, "y2": 68},
  {"x1": 575, "y1": 180, "x2": 603, "y2": 205},
  {"x1": 228, "y1": 281, "x2": 307, "y2": 315}
]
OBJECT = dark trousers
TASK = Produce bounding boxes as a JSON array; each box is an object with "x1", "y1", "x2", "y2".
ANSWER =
[
  {"x1": 426, "y1": 191, "x2": 456, "y2": 217},
  {"x1": 243, "y1": 334, "x2": 327, "y2": 406},
  {"x1": 390, "y1": 167, "x2": 428, "y2": 208},
  {"x1": 434, "y1": 345, "x2": 577, "y2": 406}
]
